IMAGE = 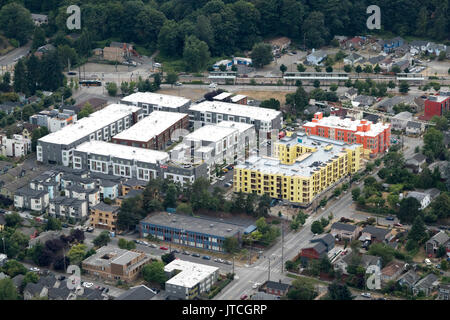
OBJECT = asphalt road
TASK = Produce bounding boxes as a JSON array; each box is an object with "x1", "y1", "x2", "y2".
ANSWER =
[{"x1": 0, "y1": 42, "x2": 31, "y2": 68}]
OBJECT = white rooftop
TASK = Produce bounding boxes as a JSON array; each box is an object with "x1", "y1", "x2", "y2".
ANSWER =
[
  {"x1": 216, "y1": 120, "x2": 254, "y2": 133},
  {"x1": 165, "y1": 259, "x2": 218, "y2": 288},
  {"x1": 113, "y1": 111, "x2": 188, "y2": 142},
  {"x1": 38, "y1": 104, "x2": 140, "y2": 145},
  {"x1": 213, "y1": 92, "x2": 233, "y2": 100},
  {"x1": 75, "y1": 140, "x2": 169, "y2": 164},
  {"x1": 303, "y1": 115, "x2": 390, "y2": 138},
  {"x1": 189, "y1": 100, "x2": 281, "y2": 121},
  {"x1": 185, "y1": 124, "x2": 237, "y2": 143},
  {"x1": 231, "y1": 95, "x2": 247, "y2": 102},
  {"x1": 121, "y1": 92, "x2": 190, "y2": 109}
]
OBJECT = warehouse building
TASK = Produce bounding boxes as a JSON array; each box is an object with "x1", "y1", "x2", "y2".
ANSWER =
[
  {"x1": 37, "y1": 104, "x2": 143, "y2": 166},
  {"x1": 140, "y1": 212, "x2": 246, "y2": 252},
  {"x1": 121, "y1": 92, "x2": 191, "y2": 115},
  {"x1": 165, "y1": 259, "x2": 219, "y2": 300},
  {"x1": 112, "y1": 111, "x2": 189, "y2": 150},
  {"x1": 188, "y1": 100, "x2": 283, "y2": 131},
  {"x1": 234, "y1": 132, "x2": 363, "y2": 207},
  {"x1": 303, "y1": 112, "x2": 390, "y2": 157}
]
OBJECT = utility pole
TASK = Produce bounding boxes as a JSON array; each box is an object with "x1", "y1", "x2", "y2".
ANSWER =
[
  {"x1": 232, "y1": 255, "x2": 235, "y2": 275},
  {"x1": 2, "y1": 237, "x2": 5, "y2": 253},
  {"x1": 268, "y1": 256, "x2": 271, "y2": 281},
  {"x1": 281, "y1": 225, "x2": 284, "y2": 273},
  {"x1": 63, "y1": 247, "x2": 66, "y2": 272}
]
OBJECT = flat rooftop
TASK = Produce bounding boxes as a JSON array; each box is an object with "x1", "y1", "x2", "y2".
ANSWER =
[
  {"x1": 113, "y1": 111, "x2": 188, "y2": 142},
  {"x1": 83, "y1": 246, "x2": 142, "y2": 267},
  {"x1": 38, "y1": 104, "x2": 140, "y2": 146},
  {"x1": 121, "y1": 92, "x2": 190, "y2": 108},
  {"x1": 141, "y1": 212, "x2": 248, "y2": 238},
  {"x1": 303, "y1": 115, "x2": 390, "y2": 138},
  {"x1": 231, "y1": 95, "x2": 247, "y2": 102},
  {"x1": 185, "y1": 124, "x2": 237, "y2": 143},
  {"x1": 216, "y1": 120, "x2": 254, "y2": 133},
  {"x1": 213, "y1": 92, "x2": 233, "y2": 100},
  {"x1": 236, "y1": 133, "x2": 360, "y2": 177},
  {"x1": 189, "y1": 101, "x2": 281, "y2": 122},
  {"x1": 165, "y1": 259, "x2": 219, "y2": 288},
  {"x1": 75, "y1": 140, "x2": 169, "y2": 164}
]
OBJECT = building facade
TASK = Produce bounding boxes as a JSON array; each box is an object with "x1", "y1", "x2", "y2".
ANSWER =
[
  {"x1": 89, "y1": 203, "x2": 119, "y2": 231},
  {"x1": 121, "y1": 92, "x2": 191, "y2": 115},
  {"x1": 234, "y1": 132, "x2": 363, "y2": 207},
  {"x1": 303, "y1": 112, "x2": 390, "y2": 157},
  {"x1": 423, "y1": 94, "x2": 450, "y2": 120}
]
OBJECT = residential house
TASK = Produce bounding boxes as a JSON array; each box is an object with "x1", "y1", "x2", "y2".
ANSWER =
[
  {"x1": 379, "y1": 57, "x2": 394, "y2": 71},
  {"x1": 413, "y1": 273, "x2": 439, "y2": 296},
  {"x1": 98, "y1": 179, "x2": 120, "y2": 201},
  {"x1": 359, "y1": 226, "x2": 392, "y2": 244},
  {"x1": 406, "y1": 191, "x2": 431, "y2": 210},
  {"x1": 116, "y1": 285, "x2": 157, "y2": 300},
  {"x1": 306, "y1": 50, "x2": 327, "y2": 66},
  {"x1": 344, "y1": 53, "x2": 364, "y2": 66},
  {"x1": 311, "y1": 234, "x2": 335, "y2": 251},
  {"x1": 406, "y1": 121, "x2": 425, "y2": 135},
  {"x1": 426, "y1": 43, "x2": 447, "y2": 56},
  {"x1": 330, "y1": 222, "x2": 360, "y2": 241},
  {"x1": 366, "y1": 55, "x2": 386, "y2": 67},
  {"x1": 391, "y1": 111, "x2": 413, "y2": 131},
  {"x1": 438, "y1": 283, "x2": 450, "y2": 300},
  {"x1": 363, "y1": 113, "x2": 380, "y2": 124},
  {"x1": 425, "y1": 188, "x2": 441, "y2": 202},
  {"x1": 397, "y1": 270, "x2": 420, "y2": 289},
  {"x1": 391, "y1": 59, "x2": 410, "y2": 72},
  {"x1": 425, "y1": 231, "x2": 449, "y2": 256},
  {"x1": 48, "y1": 197, "x2": 88, "y2": 222},
  {"x1": 380, "y1": 37, "x2": 405, "y2": 53},
  {"x1": 28, "y1": 231, "x2": 61, "y2": 248},
  {"x1": 31, "y1": 13, "x2": 48, "y2": 26},
  {"x1": 334, "y1": 252, "x2": 382, "y2": 275},
  {"x1": 409, "y1": 40, "x2": 429, "y2": 55},
  {"x1": 14, "y1": 187, "x2": 49, "y2": 212},
  {"x1": 1, "y1": 134, "x2": 31, "y2": 157},
  {"x1": 299, "y1": 234, "x2": 335, "y2": 263},
  {"x1": 0, "y1": 101, "x2": 20, "y2": 115},
  {"x1": 23, "y1": 282, "x2": 48, "y2": 300},
  {"x1": 213, "y1": 59, "x2": 233, "y2": 71},
  {"x1": 121, "y1": 179, "x2": 146, "y2": 196},
  {"x1": 263, "y1": 280, "x2": 290, "y2": 297},
  {"x1": 405, "y1": 153, "x2": 427, "y2": 173},
  {"x1": 428, "y1": 161, "x2": 449, "y2": 181},
  {"x1": 12, "y1": 274, "x2": 24, "y2": 289},
  {"x1": 380, "y1": 261, "x2": 405, "y2": 284},
  {"x1": 345, "y1": 88, "x2": 358, "y2": 101},
  {"x1": 34, "y1": 44, "x2": 55, "y2": 58},
  {"x1": 352, "y1": 95, "x2": 376, "y2": 108},
  {"x1": 115, "y1": 188, "x2": 143, "y2": 207}
]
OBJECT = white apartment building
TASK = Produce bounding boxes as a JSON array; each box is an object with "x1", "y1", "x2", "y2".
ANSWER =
[{"x1": 1, "y1": 134, "x2": 31, "y2": 157}]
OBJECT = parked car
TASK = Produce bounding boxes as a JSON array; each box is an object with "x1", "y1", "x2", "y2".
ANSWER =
[
  {"x1": 252, "y1": 282, "x2": 261, "y2": 289},
  {"x1": 394, "y1": 223, "x2": 403, "y2": 227},
  {"x1": 224, "y1": 183, "x2": 232, "y2": 188},
  {"x1": 214, "y1": 258, "x2": 219, "y2": 262},
  {"x1": 424, "y1": 258, "x2": 432, "y2": 266},
  {"x1": 86, "y1": 227, "x2": 94, "y2": 232},
  {"x1": 182, "y1": 250, "x2": 190, "y2": 255},
  {"x1": 361, "y1": 292, "x2": 371, "y2": 298},
  {"x1": 385, "y1": 216, "x2": 395, "y2": 221},
  {"x1": 83, "y1": 282, "x2": 94, "y2": 288},
  {"x1": 175, "y1": 82, "x2": 182, "y2": 86},
  {"x1": 209, "y1": 83, "x2": 217, "y2": 88},
  {"x1": 29, "y1": 267, "x2": 40, "y2": 272},
  {"x1": 62, "y1": 223, "x2": 69, "y2": 228},
  {"x1": 172, "y1": 249, "x2": 180, "y2": 253},
  {"x1": 150, "y1": 243, "x2": 157, "y2": 248},
  {"x1": 240, "y1": 294, "x2": 248, "y2": 300},
  {"x1": 192, "y1": 253, "x2": 200, "y2": 257},
  {"x1": 202, "y1": 255, "x2": 211, "y2": 260},
  {"x1": 224, "y1": 260, "x2": 232, "y2": 265},
  {"x1": 159, "y1": 246, "x2": 168, "y2": 250}
]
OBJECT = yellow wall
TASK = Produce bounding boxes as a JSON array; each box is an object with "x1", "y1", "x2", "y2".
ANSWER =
[{"x1": 234, "y1": 141, "x2": 363, "y2": 205}]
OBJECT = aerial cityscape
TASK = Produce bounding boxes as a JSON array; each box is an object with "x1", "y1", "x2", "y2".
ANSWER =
[{"x1": 0, "y1": 0, "x2": 449, "y2": 309}]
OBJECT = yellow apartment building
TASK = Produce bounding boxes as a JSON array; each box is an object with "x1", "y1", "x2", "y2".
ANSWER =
[
  {"x1": 90, "y1": 203, "x2": 120, "y2": 231},
  {"x1": 233, "y1": 132, "x2": 363, "y2": 206}
]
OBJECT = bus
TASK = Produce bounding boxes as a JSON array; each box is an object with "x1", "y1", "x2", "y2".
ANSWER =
[{"x1": 79, "y1": 80, "x2": 102, "y2": 87}]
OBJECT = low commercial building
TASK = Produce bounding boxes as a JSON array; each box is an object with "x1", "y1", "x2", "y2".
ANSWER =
[
  {"x1": 89, "y1": 202, "x2": 120, "y2": 231},
  {"x1": 121, "y1": 92, "x2": 191, "y2": 115},
  {"x1": 82, "y1": 246, "x2": 151, "y2": 282},
  {"x1": 164, "y1": 259, "x2": 219, "y2": 300},
  {"x1": 112, "y1": 111, "x2": 189, "y2": 150},
  {"x1": 213, "y1": 92, "x2": 233, "y2": 102},
  {"x1": 230, "y1": 95, "x2": 247, "y2": 105},
  {"x1": 188, "y1": 100, "x2": 283, "y2": 131},
  {"x1": 234, "y1": 132, "x2": 363, "y2": 207},
  {"x1": 37, "y1": 104, "x2": 143, "y2": 166},
  {"x1": 303, "y1": 112, "x2": 390, "y2": 157},
  {"x1": 140, "y1": 212, "x2": 246, "y2": 252}
]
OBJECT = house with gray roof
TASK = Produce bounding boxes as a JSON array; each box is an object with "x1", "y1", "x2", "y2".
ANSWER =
[
  {"x1": 426, "y1": 231, "x2": 449, "y2": 256},
  {"x1": 24, "y1": 282, "x2": 48, "y2": 300},
  {"x1": 406, "y1": 121, "x2": 425, "y2": 135},
  {"x1": 334, "y1": 252, "x2": 381, "y2": 274},
  {"x1": 330, "y1": 222, "x2": 360, "y2": 241},
  {"x1": 391, "y1": 111, "x2": 413, "y2": 130},
  {"x1": 48, "y1": 196, "x2": 88, "y2": 221},
  {"x1": 359, "y1": 226, "x2": 392, "y2": 243},
  {"x1": 117, "y1": 285, "x2": 157, "y2": 300},
  {"x1": 344, "y1": 53, "x2": 364, "y2": 65},
  {"x1": 413, "y1": 273, "x2": 439, "y2": 296},
  {"x1": 438, "y1": 283, "x2": 450, "y2": 300},
  {"x1": 405, "y1": 153, "x2": 427, "y2": 173},
  {"x1": 0, "y1": 272, "x2": 8, "y2": 280},
  {"x1": 310, "y1": 233, "x2": 335, "y2": 251},
  {"x1": 352, "y1": 95, "x2": 376, "y2": 108},
  {"x1": 306, "y1": 50, "x2": 327, "y2": 66},
  {"x1": 12, "y1": 274, "x2": 25, "y2": 289},
  {"x1": 406, "y1": 191, "x2": 431, "y2": 210},
  {"x1": 14, "y1": 186, "x2": 49, "y2": 213},
  {"x1": 397, "y1": 270, "x2": 420, "y2": 289}
]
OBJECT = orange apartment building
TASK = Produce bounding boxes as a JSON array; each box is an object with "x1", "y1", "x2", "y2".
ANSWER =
[
  {"x1": 90, "y1": 203, "x2": 120, "y2": 232},
  {"x1": 303, "y1": 112, "x2": 391, "y2": 157}
]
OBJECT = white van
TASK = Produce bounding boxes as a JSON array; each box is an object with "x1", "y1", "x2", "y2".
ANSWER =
[{"x1": 209, "y1": 82, "x2": 217, "y2": 88}]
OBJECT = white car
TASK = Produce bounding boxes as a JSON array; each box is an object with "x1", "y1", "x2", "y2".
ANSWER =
[
  {"x1": 209, "y1": 83, "x2": 217, "y2": 88},
  {"x1": 424, "y1": 258, "x2": 432, "y2": 266},
  {"x1": 83, "y1": 282, "x2": 94, "y2": 288},
  {"x1": 150, "y1": 243, "x2": 157, "y2": 248},
  {"x1": 29, "y1": 267, "x2": 40, "y2": 272},
  {"x1": 361, "y1": 292, "x2": 371, "y2": 298},
  {"x1": 252, "y1": 282, "x2": 261, "y2": 289}
]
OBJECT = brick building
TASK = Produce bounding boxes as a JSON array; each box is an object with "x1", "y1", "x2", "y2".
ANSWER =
[{"x1": 422, "y1": 94, "x2": 450, "y2": 121}]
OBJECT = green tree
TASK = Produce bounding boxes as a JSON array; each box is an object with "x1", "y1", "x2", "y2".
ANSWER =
[
  {"x1": 0, "y1": 3, "x2": 34, "y2": 45},
  {"x1": 166, "y1": 72, "x2": 179, "y2": 87},
  {"x1": 22, "y1": 271, "x2": 39, "y2": 287},
  {"x1": 32, "y1": 27, "x2": 46, "y2": 50},
  {"x1": 142, "y1": 261, "x2": 167, "y2": 285},
  {"x1": 163, "y1": 184, "x2": 177, "y2": 209},
  {"x1": 45, "y1": 217, "x2": 61, "y2": 231},
  {"x1": 280, "y1": 64, "x2": 287, "y2": 75},
  {"x1": 176, "y1": 203, "x2": 193, "y2": 215},
  {"x1": 285, "y1": 85, "x2": 309, "y2": 115},
  {"x1": 408, "y1": 216, "x2": 427, "y2": 243},
  {"x1": 0, "y1": 278, "x2": 18, "y2": 300},
  {"x1": 260, "y1": 98, "x2": 280, "y2": 110},
  {"x1": 311, "y1": 221, "x2": 324, "y2": 234},
  {"x1": 327, "y1": 281, "x2": 353, "y2": 300},
  {"x1": 13, "y1": 59, "x2": 28, "y2": 94},
  {"x1": 344, "y1": 65, "x2": 352, "y2": 73},
  {"x1": 93, "y1": 231, "x2": 110, "y2": 248},
  {"x1": 183, "y1": 35, "x2": 210, "y2": 72},
  {"x1": 374, "y1": 64, "x2": 381, "y2": 74},
  {"x1": 423, "y1": 127, "x2": 445, "y2": 161},
  {"x1": 2, "y1": 260, "x2": 27, "y2": 277},
  {"x1": 224, "y1": 237, "x2": 239, "y2": 254},
  {"x1": 5, "y1": 213, "x2": 22, "y2": 227},
  {"x1": 302, "y1": 11, "x2": 329, "y2": 48},
  {"x1": 67, "y1": 244, "x2": 87, "y2": 265},
  {"x1": 287, "y1": 278, "x2": 318, "y2": 300},
  {"x1": 399, "y1": 81, "x2": 409, "y2": 93},
  {"x1": 355, "y1": 65, "x2": 362, "y2": 74},
  {"x1": 78, "y1": 103, "x2": 94, "y2": 120},
  {"x1": 297, "y1": 64, "x2": 306, "y2": 72},
  {"x1": 250, "y1": 42, "x2": 273, "y2": 68},
  {"x1": 106, "y1": 82, "x2": 118, "y2": 96}
]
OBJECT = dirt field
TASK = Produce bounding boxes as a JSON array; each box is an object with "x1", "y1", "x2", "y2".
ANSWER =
[
  {"x1": 158, "y1": 88, "x2": 207, "y2": 101},
  {"x1": 82, "y1": 62, "x2": 132, "y2": 73}
]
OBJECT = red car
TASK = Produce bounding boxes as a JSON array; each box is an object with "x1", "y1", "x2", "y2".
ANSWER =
[
  {"x1": 394, "y1": 223, "x2": 403, "y2": 227},
  {"x1": 159, "y1": 246, "x2": 168, "y2": 250},
  {"x1": 240, "y1": 294, "x2": 248, "y2": 300}
]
